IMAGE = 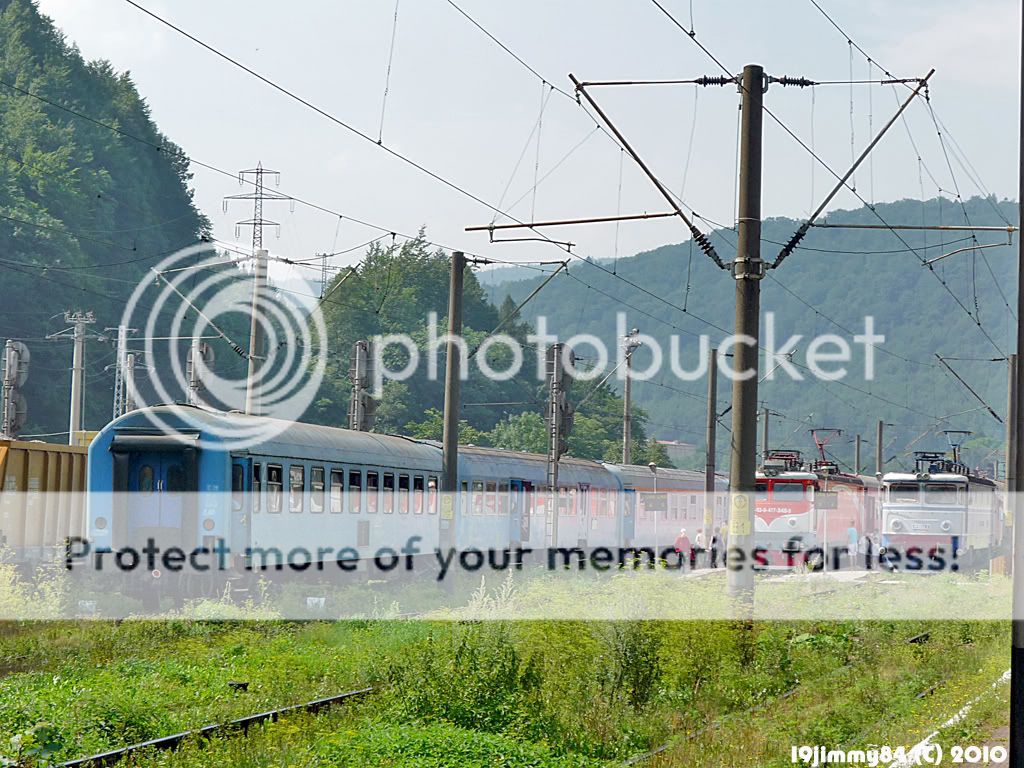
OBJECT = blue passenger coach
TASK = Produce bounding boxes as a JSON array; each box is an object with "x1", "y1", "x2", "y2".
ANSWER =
[
  {"x1": 86, "y1": 407, "x2": 615, "y2": 566},
  {"x1": 87, "y1": 406, "x2": 725, "y2": 573}
]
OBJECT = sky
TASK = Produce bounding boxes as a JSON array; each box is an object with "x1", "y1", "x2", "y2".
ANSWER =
[{"x1": 33, "y1": 0, "x2": 1021, "y2": 295}]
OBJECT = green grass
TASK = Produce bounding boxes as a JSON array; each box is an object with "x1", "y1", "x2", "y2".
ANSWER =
[
  {"x1": 133, "y1": 715, "x2": 610, "y2": 768},
  {"x1": 0, "y1": 569, "x2": 1014, "y2": 767}
]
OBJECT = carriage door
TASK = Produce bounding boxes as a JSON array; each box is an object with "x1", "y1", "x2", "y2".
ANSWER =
[
  {"x1": 509, "y1": 479, "x2": 525, "y2": 544},
  {"x1": 621, "y1": 488, "x2": 636, "y2": 545},
  {"x1": 230, "y1": 458, "x2": 252, "y2": 555},
  {"x1": 578, "y1": 484, "x2": 591, "y2": 547},
  {"x1": 126, "y1": 453, "x2": 185, "y2": 548}
]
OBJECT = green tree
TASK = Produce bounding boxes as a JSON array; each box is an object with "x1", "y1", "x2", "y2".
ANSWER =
[
  {"x1": 0, "y1": 0, "x2": 209, "y2": 434},
  {"x1": 490, "y1": 411, "x2": 546, "y2": 453},
  {"x1": 404, "y1": 408, "x2": 491, "y2": 445}
]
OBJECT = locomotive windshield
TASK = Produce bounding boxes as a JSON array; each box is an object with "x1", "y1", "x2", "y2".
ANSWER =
[
  {"x1": 888, "y1": 483, "x2": 919, "y2": 503},
  {"x1": 772, "y1": 481, "x2": 809, "y2": 500},
  {"x1": 923, "y1": 483, "x2": 964, "y2": 505}
]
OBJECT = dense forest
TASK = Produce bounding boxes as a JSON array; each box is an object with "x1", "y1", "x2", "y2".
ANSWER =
[{"x1": 0, "y1": 0, "x2": 208, "y2": 435}]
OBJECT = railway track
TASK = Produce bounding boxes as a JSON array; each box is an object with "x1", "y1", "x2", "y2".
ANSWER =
[{"x1": 60, "y1": 687, "x2": 372, "y2": 767}]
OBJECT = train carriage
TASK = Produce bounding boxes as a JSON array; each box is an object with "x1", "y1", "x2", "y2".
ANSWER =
[
  {"x1": 602, "y1": 463, "x2": 728, "y2": 552},
  {"x1": 87, "y1": 406, "x2": 647, "y2": 580},
  {"x1": 0, "y1": 438, "x2": 87, "y2": 564}
]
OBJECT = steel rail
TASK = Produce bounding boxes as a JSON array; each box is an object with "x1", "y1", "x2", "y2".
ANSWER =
[{"x1": 61, "y1": 687, "x2": 372, "y2": 767}]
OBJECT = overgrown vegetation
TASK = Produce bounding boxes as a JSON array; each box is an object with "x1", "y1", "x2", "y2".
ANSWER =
[{"x1": 0, "y1": 616, "x2": 1009, "y2": 766}]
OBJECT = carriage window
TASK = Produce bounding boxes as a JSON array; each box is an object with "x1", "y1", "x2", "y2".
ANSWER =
[
  {"x1": 772, "y1": 482, "x2": 806, "y2": 500},
  {"x1": 289, "y1": 465, "x2": 305, "y2": 513},
  {"x1": 366, "y1": 471, "x2": 379, "y2": 514},
  {"x1": 925, "y1": 483, "x2": 963, "y2": 505},
  {"x1": 398, "y1": 474, "x2": 410, "y2": 514},
  {"x1": 428, "y1": 476, "x2": 439, "y2": 514},
  {"x1": 231, "y1": 464, "x2": 244, "y2": 510},
  {"x1": 166, "y1": 465, "x2": 185, "y2": 494},
  {"x1": 498, "y1": 481, "x2": 510, "y2": 516},
  {"x1": 413, "y1": 476, "x2": 425, "y2": 515},
  {"x1": 889, "y1": 483, "x2": 919, "y2": 503},
  {"x1": 383, "y1": 473, "x2": 395, "y2": 514},
  {"x1": 755, "y1": 483, "x2": 768, "y2": 501},
  {"x1": 349, "y1": 470, "x2": 362, "y2": 514},
  {"x1": 139, "y1": 465, "x2": 155, "y2": 494},
  {"x1": 310, "y1": 467, "x2": 325, "y2": 514},
  {"x1": 486, "y1": 481, "x2": 498, "y2": 515},
  {"x1": 253, "y1": 463, "x2": 262, "y2": 513},
  {"x1": 330, "y1": 469, "x2": 344, "y2": 514},
  {"x1": 267, "y1": 465, "x2": 283, "y2": 513},
  {"x1": 472, "y1": 481, "x2": 485, "y2": 515},
  {"x1": 461, "y1": 480, "x2": 470, "y2": 516}
]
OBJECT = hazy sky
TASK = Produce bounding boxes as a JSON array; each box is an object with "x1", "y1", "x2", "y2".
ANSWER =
[{"x1": 34, "y1": 0, "x2": 1020, "y2": 293}]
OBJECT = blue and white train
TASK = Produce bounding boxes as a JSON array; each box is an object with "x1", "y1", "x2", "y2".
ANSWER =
[{"x1": 85, "y1": 406, "x2": 727, "y2": 574}]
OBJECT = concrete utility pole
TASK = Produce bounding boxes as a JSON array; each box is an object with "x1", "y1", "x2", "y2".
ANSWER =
[
  {"x1": 622, "y1": 328, "x2": 642, "y2": 464},
  {"x1": 62, "y1": 311, "x2": 95, "y2": 445},
  {"x1": 112, "y1": 325, "x2": 129, "y2": 419},
  {"x1": 348, "y1": 340, "x2": 376, "y2": 431},
  {"x1": 1, "y1": 340, "x2": 15, "y2": 439},
  {"x1": 1008, "y1": 355, "x2": 1018, "y2": 525},
  {"x1": 760, "y1": 406, "x2": 770, "y2": 461},
  {"x1": 547, "y1": 347, "x2": 563, "y2": 489},
  {"x1": 2, "y1": 340, "x2": 29, "y2": 439},
  {"x1": 703, "y1": 346, "x2": 718, "y2": 547},
  {"x1": 875, "y1": 420, "x2": 884, "y2": 475},
  {"x1": 440, "y1": 251, "x2": 466, "y2": 551},
  {"x1": 188, "y1": 338, "x2": 204, "y2": 407},
  {"x1": 1010, "y1": 5, "x2": 1024, "y2": 760},
  {"x1": 244, "y1": 250, "x2": 268, "y2": 415},
  {"x1": 124, "y1": 352, "x2": 137, "y2": 414},
  {"x1": 854, "y1": 434, "x2": 862, "y2": 475},
  {"x1": 726, "y1": 64, "x2": 765, "y2": 599}
]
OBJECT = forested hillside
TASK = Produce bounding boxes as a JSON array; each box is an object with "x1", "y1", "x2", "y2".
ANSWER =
[
  {"x1": 309, "y1": 236, "x2": 671, "y2": 466},
  {"x1": 0, "y1": 0, "x2": 208, "y2": 435},
  {"x1": 487, "y1": 196, "x2": 1017, "y2": 473}
]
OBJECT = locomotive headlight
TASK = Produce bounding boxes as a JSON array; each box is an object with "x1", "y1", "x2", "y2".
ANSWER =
[
  {"x1": 94, "y1": 517, "x2": 108, "y2": 531},
  {"x1": 787, "y1": 518, "x2": 797, "y2": 527},
  {"x1": 891, "y1": 519, "x2": 903, "y2": 531},
  {"x1": 940, "y1": 520, "x2": 952, "y2": 532},
  {"x1": 202, "y1": 518, "x2": 216, "y2": 531}
]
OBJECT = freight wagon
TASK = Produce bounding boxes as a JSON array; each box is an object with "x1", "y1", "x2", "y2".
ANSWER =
[{"x1": 0, "y1": 439, "x2": 88, "y2": 564}]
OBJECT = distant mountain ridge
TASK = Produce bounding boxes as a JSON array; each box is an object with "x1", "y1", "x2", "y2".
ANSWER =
[{"x1": 485, "y1": 196, "x2": 1017, "y2": 471}]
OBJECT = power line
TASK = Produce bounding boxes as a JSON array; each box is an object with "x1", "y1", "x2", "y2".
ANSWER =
[
  {"x1": 763, "y1": 272, "x2": 934, "y2": 368},
  {"x1": 0, "y1": 77, "x2": 497, "y2": 267},
  {"x1": 645, "y1": 1, "x2": 1005, "y2": 357},
  {"x1": 121, "y1": 0, "x2": 557, "y2": 230}
]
